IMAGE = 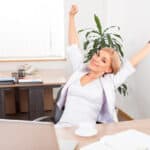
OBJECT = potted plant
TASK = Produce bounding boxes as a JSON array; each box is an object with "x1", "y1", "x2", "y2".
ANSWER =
[{"x1": 79, "y1": 14, "x2": 127, "y2": 96}]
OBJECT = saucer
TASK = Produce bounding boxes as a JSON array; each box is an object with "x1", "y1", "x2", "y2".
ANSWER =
[{"x1": 75, "y1": 128, "x2": 98, "y2": 137}]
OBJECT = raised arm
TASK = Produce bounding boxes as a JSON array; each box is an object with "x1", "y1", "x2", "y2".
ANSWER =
[
  {"x1": 68, "y1": 5, "x2": 79, "y2": 45},
  {"x1": 67, "y1": 5, "x2": 83, "y2": 72},
  {"x1": 130, "y1": 42, "x2": 150, "y2": 67},
  {"x1": 113, "y1": 42, "x2": 150, "y2": 88}
]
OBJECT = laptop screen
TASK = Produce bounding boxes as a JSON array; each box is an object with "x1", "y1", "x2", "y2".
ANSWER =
[{"x1": 0, "y1": 119, "x2": 59, "y2": 150}]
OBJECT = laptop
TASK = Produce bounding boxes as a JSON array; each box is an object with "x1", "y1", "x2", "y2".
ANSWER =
[{"x1": 0, "y1": 119, "x2": 77, "y2": 150}]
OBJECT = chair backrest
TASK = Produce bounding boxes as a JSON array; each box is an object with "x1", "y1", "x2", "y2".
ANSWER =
[
  {"x1": 33, "y1": 87, "x2": 64, "y2": 123},
  {"x1": 53, "y1": 87, "x2": 64, "y2": 123}
]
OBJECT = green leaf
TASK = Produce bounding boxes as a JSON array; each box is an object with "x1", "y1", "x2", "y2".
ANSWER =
[
  {"x1": 106, "y1": 34, "x2": 113, "y2": 47},
  {"x1": 103, "y1": 26, "x2": 120, "y2": 33},
  {"x1": 115, "y1": 43, "x2": 124, "y2": 57},
  {"x1": 91, "y1": 30, "x2": 101, "y2": 35},
  {"x1": 85, "y1": 32, "x2": 91, "y2": 39},
  {"x1": 118, "y1": 86, "x2": 122, "y2": 94},
  {"x1": 84, "y1": 47, "x2": 98, "y2": 63},
  {"x1": 100, "y1": 38, "x2": 106, "y2": 48},
  {"x1": 94, "y1": 14, "x2": 102, "y2": 35},
  {"x1": 117, "y1": 84, "x2": 128, "y2": 96},
  {"x1": 122, "y1": 84, "x2": 127, "y2": 90},
  {"x1": 88, "y1": 49, "x2": 97, "y2": 55},
  {"x1": 78, "y1": 29, "x2": 85, "y2": 33},
  {"x1": 89, "y1": 48, "x2": 99, "y2": 52},
  {"x1": 93, "y1": 38, "x2": 100, "y2": 49},
  {"x1": 123, "y1": 90, "x2": 126, "y2": 96},
  {"x1": 112, "y1": 34, "x2": 123, "y2": 41},
  {"x1": 83, "y1": 59, "x2": 88, "y2": 63},
  {"x1": 78, "y1": 28, "x2": 93, "y2": 33},
  {"x1": 84, "y1": 30, "x2": 100, "y2": 41},
  {"x1": 83, "y1": 40, "x2": 90, "y2": 50}
]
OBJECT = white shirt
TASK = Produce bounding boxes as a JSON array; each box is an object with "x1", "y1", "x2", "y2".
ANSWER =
[{"x1": 59, "y1": 72, "x2": 104, "y2": 126}]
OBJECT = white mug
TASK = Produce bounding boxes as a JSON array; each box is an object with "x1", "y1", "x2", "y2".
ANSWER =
[
  {"x1": 75, "y1": 122, "x2": 97, "y2": 137},
  {"x1": 78, "y1": 122, "x2": 96, "y2": 130}
]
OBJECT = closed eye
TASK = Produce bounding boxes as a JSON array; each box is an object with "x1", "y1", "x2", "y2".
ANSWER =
[{"x1": 102, "y1": 58, "x2": 106, "y2": 63}]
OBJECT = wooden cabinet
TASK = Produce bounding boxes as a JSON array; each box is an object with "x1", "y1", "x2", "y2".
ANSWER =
[
  {"x1": 5, "y1": 89, "x2": 16, "y2": 114},
  {"x1": 19, "y1": 87, "x2": 54, "y2": 112},
  {"x1": 5, "y1": 87, "x2": 54, "y2": 114}
]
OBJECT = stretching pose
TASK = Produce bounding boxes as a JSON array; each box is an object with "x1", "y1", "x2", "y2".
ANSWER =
[{"x1": 57, "y1": 5, "x2": 150, "y2": 126}]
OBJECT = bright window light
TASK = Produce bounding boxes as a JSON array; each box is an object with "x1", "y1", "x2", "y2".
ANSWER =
[{"x1": 0, "y1": 0, "x2": 65, "y2": 60}]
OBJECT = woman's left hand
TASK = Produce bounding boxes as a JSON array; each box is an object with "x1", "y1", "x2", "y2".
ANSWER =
[
  {"x1": 69, "y1": 4, "x2": 78, "y2": 17},
  {"x1": 130, "y1": 41, "x2": 150, "y2": 67},
  {"x1": 143, "y1": 42, "x2": 150, "y2": 52}
]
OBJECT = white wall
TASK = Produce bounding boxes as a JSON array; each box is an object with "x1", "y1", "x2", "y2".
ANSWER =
[{"x1": 107, "y1": 0, "x2": 150, "y2": 119}]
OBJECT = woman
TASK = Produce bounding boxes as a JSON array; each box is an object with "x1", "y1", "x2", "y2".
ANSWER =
[{"x1": 57, "y1": 5, "x2": 150, "y2": 126}]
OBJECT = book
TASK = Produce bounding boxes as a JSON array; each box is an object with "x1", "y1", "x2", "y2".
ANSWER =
[
  {"x1": 18, "y1": 79, "x2": 43, "y2": 84},
  {"x1": 0, "y1": 77, "x2": 15, "y2": 85},
  {"x1": 81, "y1": 129, "x2": 150, "y2": 150}
]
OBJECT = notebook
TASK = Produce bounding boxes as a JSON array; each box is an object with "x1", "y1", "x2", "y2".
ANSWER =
[
  {"x1": 0, "y1": 119, "x2": 77, "y2": 150},
  {"x1": 81, "y1": 129, "x2": 150, "y2": 150}
]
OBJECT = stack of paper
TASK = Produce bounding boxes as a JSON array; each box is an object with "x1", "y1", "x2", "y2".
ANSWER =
[
  {"x1": 80, "y1": 129, "x2": 150, "y2": 150},
  {"x1": 80, "y1": 141, "x2": 110, "y2": 150}
]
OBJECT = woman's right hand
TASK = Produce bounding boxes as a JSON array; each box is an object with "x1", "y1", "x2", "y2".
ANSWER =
[{"x1": 69, "y1": 4, "x2": 78, "y2": 16}]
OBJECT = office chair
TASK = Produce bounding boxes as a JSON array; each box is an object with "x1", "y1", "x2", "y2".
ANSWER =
[{"x1": 34, "y1": 87, "x2": 63, "y2": 123}]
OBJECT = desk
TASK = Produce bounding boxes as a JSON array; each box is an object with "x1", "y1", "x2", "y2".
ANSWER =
[
  {"x1": 0, "y1": 119, "x2": 149, "y2": 150},
  {"x1": 0, "y1": 69, "x2": 67, "y2": 120},
  {"x1": 56, "y1": 119, "x2": 150, "y2": 149}
]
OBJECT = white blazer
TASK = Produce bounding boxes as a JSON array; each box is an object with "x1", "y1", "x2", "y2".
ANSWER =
[{"x1": 57, "y1": 45, "x2": 136, "y2": 123}]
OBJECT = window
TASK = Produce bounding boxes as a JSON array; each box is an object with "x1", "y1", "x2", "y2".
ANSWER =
[{"x1": 0, "y1": 0, "x2": 65, "y2": 61}]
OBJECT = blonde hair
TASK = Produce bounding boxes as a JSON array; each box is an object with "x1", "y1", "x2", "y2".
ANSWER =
[{"x1": 100, "y1": 47, "x2": 121, "y2": 74}]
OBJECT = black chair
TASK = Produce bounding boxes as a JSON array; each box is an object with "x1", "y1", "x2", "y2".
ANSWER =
[{"x1": 34, "y1": 87, "x2": 63, "y2": 123}]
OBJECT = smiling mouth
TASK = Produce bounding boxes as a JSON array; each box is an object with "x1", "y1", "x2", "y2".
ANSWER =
[{"x1": 92, "y1": 60, "x2": 99, "y2": 67}]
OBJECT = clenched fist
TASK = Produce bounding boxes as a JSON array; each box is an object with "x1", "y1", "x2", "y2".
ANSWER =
[{"x1": 69, "y1": 4, "x2": 78, "y2": 16}]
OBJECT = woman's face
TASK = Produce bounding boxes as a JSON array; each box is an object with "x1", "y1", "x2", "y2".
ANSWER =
[{"x1": 88, "y1": 50, "x2": 112, "y2": 74}]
